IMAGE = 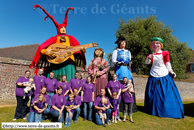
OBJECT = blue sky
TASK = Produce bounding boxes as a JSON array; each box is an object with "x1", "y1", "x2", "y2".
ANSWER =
[{"x1": 0, "y1": 0, "x2": 193, "y2": 67}]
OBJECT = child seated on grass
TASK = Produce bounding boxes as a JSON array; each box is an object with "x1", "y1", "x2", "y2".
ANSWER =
[
  {"x1": 64, "y1": 94, "x2": 75, "y2": 127},
  {"x1": 98, "y1": 97, "x2": 108, "y2": 127},
  {"x1": 33, "y1": 94, "x2": 46, "y2": 122}
]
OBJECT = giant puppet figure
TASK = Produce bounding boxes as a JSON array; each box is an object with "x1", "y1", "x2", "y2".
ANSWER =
[
  {"x1": 30, "y1": 5, "x2": 88, "y2": 82},
  {"x1": 144, "y1": 37, "x2": 184, "y2": 118},
  {"x1": 88, "y1": 48, "x2": 108, "y2": 98},
  {"x1": 112, "y1": 37, "x2": 138, "y2": 112}
]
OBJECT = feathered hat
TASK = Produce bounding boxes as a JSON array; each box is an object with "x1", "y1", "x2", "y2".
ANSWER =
[{"x1": 33, "y1": 4, "x2": 74, "y2": 35}]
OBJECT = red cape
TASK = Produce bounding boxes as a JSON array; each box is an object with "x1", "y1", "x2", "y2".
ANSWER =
[{"x1": 30, "y1": 34, "x2": 86, "y2": 74}]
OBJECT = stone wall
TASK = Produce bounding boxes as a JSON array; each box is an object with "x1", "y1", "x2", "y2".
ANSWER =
[{"x1": 0, "y1": 57, "x2": 194, "y2": 105}]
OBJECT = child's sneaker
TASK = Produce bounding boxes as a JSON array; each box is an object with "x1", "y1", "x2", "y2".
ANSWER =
[
  {"x1": 29, "y1": 96, "x2": 31, "y2": 100},
  {"x1": 115, "y1": 120, "x2": 117, "y2": 123},
  {"x1": 23, "y1": 96, "x2": 25, "y2": 99},
  {"x1": 117, "y1": 118, "x2": 121, "y2": 121},
  {"x1": 112, "y1": 120, "x2": 114, "y2": 123},
  {"x1": 102, "y1": 123, "x2": 106, "y2": 127}
]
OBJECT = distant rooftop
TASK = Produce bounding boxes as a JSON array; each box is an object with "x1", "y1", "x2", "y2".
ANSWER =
[{"x1": 0, "y1": 44, "x2": 39, "y2": 61}]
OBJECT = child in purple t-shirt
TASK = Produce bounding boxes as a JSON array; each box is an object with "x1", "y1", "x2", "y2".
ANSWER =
[
  {"x1": 110, "y1": 92, "x2": 120, "y2": 123},
  {"x1": 23, "y1": 78, "x2": 36, "y2": 100},
  {"x1": 33, "y1": 94, "x2": 46, "y2": 122},
  {"x1": 64, "y1": 94, "x2": 75, "y2": 127},
  {"x1": 98, "y1": 97, "x2": 108, "y2": 127}
]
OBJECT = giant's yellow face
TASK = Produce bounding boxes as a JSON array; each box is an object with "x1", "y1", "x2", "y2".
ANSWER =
[
  {"x1": 95, "y1": 49, "x2": 103, "y2": 58},
  {"x1": 60, "y1": 26, "x2": 66, "y2": 34}
]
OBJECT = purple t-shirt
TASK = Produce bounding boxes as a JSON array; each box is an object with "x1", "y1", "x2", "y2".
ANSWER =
[
  {"x1": 81, "y1": 83, "x2": 96, "y2": 102},
  {"x1": 121, "y1": 84, "x2": 134, "y2": 103},
  {"x1": 34, "y1": 101, "x2": 46, "y2": 113},
  {"x1": 65, "y1": 100, "x2": 76, "y2": 113},
  {"x1": 73, "y1": 95, "x2": 81, "y2": 105},
  {"x1": 106, "y1": 80, "x2": 122, "y2": 99},
  {"x1": 69, "y1": 78, "x2": 82, "y2": 90},
  {"x1": 33, "y1": 75, "x2": 46, "y2": 95},
  {"x1": 50, "y1": 94, "x2": 66, "y2": 112},
  {"x1": 30, "y1": 94, "x2": 50, "y2": 112},
  {"x1": 42, "y1": 78, "x2": 58, "y2": 92},
  {"x1": 57, "y1": 81, "x2": 70, "y2": 96},
  {"x1": 98, "y1": 102, "x2": 108, "y2": 113},
  {"x1": 110, "y1": 99, "x2": 119, "y2": 111},
  {"x1": 94, "y1": 96, "x2": 110, "y2": 106},
  {"x1": 16, "y1": 76, "x2": 30, "y2": 96},
  {"x1": 80, "y1": 79, "x2": 86, "y2": 86}
]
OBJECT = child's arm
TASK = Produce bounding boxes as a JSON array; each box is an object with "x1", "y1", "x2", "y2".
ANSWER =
[
  {"x1": 103, "y1": 104, "x2": 109, "y2": 109},
  {"x1": 110, "y1": 103, "x2": 113, "y2": 109},
  {"x1": 65, "y1": 106, "x2": 71, "y2": 112},
  {"x1": 32, "y1": 101, "x2": 42, "y2": 113},
  {"x1": 117, "y1": 104, "x2": 119, "y2": 110},
  {"x1": 32, "y1": 101, "x2": 37, "y2": 106},
  {"x1": 106, "y1": 105, "x2": 110, "y2": 109},
  {"x1": 41, "y1": 102, "x2": 48, "y2": 113}
]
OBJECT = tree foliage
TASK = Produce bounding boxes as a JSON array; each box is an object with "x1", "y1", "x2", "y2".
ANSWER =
[{"x1": 107, "y1": 16, "x2": 193, "y2": 79}]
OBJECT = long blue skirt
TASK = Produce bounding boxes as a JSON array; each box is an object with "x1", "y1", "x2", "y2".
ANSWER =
[{"x1": 144, "y1": 74, "x2": 184, "y2": 118}]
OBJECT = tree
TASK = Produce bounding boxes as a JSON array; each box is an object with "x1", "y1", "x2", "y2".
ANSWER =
[
  {"x1": 106, "y1": 53, "x2": 114, "y2": 71},
  {"x1": 108, "y1": 15, "x2": 192, "y2": 79}
]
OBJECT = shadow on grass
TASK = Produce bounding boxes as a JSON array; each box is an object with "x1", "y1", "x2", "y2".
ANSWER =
[
  {"x1": 136, "y1": 102, "x2": 194, "y2": 118},
  {"x1": 183, "y1": 102, "x2": 194, "y2": 118},
  {"x1": 136, "y1": 105, "x2": 145, "y2": 113}
]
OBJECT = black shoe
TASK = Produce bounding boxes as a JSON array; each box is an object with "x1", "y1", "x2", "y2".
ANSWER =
[
  {"x1": 88, "y1": 119, "x2": 92, "y2": 122},
  {"x1": 102, "y1": 123, "x2": 106, "y2": 127},
  {"x1": 74, "y1": 120, "x2": 78, "y2": 124},
  {"x1": 83, "y1": 118, "x2": 86, "y2": 121},
  {"x1": 129, "y1": 120, "x2": 134, "y2": 123}
]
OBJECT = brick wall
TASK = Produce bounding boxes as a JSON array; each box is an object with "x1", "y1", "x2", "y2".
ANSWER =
[
  {"x1": 0, "y1": 57, "x2": 194, "y2": 105},
  {"x1": 0, "y1": 57, "x2": 35, "y2": 105}
]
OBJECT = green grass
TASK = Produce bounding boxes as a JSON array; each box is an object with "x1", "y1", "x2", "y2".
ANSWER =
[{"x1": 0, "y1": 102, "x2": 194, "y2": 130}]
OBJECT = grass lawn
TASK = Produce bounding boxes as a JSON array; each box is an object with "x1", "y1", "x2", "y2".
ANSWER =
[{"x1": 0, "y1": 102, "x2": 194, "y2": 130}]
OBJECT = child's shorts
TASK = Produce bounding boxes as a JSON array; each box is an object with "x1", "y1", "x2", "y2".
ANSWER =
[
  {"x1": 112, "y1": 110, "x2": 117, "y2": 116},
  {"x1": 99, "y1": 113, "x2": 107, "y2": 119}
]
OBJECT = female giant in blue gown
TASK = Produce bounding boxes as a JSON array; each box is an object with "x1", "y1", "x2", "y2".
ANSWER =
[{"x1": 144, "y1": 37, "x2": 184, "y2": 118}]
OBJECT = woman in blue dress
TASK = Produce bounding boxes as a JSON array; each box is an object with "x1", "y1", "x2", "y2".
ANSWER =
[
  {"x1": 112, "y1": 36, "x2": 138, "y2": 114},
  {"x1": 144, "y1": 37, "x2": 184, "y2": 118}
]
